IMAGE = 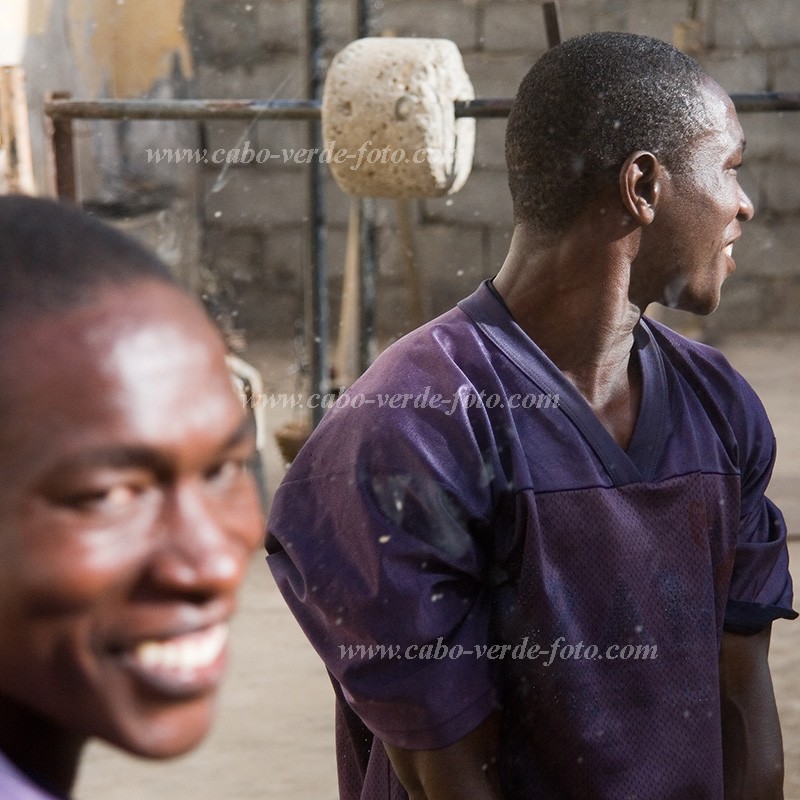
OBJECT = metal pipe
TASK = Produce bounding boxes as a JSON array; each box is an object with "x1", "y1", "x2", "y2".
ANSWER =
[
  {"x1": 542, "y1": 1, "x2": 563, "y2": 49},
  {"x1": 356, "y1": 0, "x2": 376, "y2": 38},
  {"x1": 306, "y1": 0, "x2": 328, "y2": 428},
  {"x1": 356, "y1": 0, "x2": 377, "y2": 376},
  {"x1": 44, "y1": 93, "x2": 800, "y2": 123},
  {"x1": 730, "y1": 93, "x2": 800, "y2": 113},
  {"x1": 44, "y1": 97, "x2": 322, "y2": 120},
  {"x1": 46, "y1": 91, "x2": 77, "y2": 202}
]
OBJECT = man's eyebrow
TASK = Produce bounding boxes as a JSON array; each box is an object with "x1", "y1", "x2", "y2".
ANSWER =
[
  {"x1": 49, "y1": 446, "x2": 171, "y2": 475},
  {"x1": 223, "y1": 414, "x2": 258, "y2": 450},
  {"x1": 49, "y1": 416, "x2": 257, "y2": 474}
]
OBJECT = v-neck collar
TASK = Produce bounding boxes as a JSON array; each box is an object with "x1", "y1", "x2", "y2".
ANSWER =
[{"x1": 458, "y1": 281, "x2": 669, "y2": 486}]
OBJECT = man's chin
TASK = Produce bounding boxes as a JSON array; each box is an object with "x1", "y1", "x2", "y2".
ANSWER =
[{"x1": 671, "y1": 288, "x2": 722, "y2": 317}]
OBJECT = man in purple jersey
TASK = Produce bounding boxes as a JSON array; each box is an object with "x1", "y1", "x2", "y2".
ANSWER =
[
  {"x1": 0, "y1": 196, "x2": 263, "y2": 799},
  {"x1": 268, "y1": 32, "x2": 797, "y2": 800}
]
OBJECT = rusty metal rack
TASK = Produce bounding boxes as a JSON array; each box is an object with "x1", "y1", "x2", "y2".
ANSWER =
[
  {"x1": 43, "y1": 0, "x2": 800, "y2": 427},
  {"x1": 43, "y1": 92, "x2": 800, "y2": 123}
]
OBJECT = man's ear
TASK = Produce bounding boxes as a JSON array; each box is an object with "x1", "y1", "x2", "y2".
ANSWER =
[{"x1": 619, "y1": 151, "x2": 662, "y2": 226}]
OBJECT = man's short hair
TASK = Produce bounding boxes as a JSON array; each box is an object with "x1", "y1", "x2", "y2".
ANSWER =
[
  {"x1": 505, "y1": 32, "x2": 711, "y2": 237},
  {"x1": 0, "y1": 195, "x2": 176, "y2": 327}
]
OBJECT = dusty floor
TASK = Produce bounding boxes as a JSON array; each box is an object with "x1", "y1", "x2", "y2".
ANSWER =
[{"x1": 75, "y1": 333, "x2": 800, "y2": 800}]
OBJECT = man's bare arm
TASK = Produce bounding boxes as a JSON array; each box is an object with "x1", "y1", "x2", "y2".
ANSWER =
[
  {"x1": 383, "y1": 712, "x2": 506, "y2": 800},
  {"x1": 720, "y1": 625, "x2": 784, "y2": 799}
]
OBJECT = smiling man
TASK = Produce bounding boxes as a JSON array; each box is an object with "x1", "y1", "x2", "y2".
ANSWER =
[
  {"x1": 0, "y1": 196, "x2": 263, "y2": 799},
  {"x1": 268, "y1": 32, "x2": 798, "y2": 800}
]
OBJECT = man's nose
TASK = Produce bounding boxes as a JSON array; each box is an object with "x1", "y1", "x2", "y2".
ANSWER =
[
  {"x1": 147, "y1": 483, "x2": 253, "y2": 597},
  {"x1": 737, "y1": 183, "x2": 755, "y2": 222}
]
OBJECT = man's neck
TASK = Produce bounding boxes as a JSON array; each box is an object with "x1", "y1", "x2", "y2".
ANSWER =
[{"x1": 493, "y1": 223, "x2": 645, "y2": 448}]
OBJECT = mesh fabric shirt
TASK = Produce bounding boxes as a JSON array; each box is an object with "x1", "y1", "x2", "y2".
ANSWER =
[{"x1": 268, "y1": 280, "x2": 797, "y2": 799}]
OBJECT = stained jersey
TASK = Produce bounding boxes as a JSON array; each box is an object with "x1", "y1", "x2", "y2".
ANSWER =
[
  {"x1": 267, "y1": 281, "x2": 797, "y2": 800},
  {"x1": 0, "y1": 751, "x2": 64, "y2": 800}
]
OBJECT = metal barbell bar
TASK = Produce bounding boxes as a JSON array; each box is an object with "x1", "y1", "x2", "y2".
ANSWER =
[{"x1": 43, "y1": 93, "x2": 800, "y2": 121}]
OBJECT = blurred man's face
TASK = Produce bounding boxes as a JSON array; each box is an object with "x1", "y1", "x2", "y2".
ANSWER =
[{"x1": 0, "y1": 280, "x2": 263, "y2": 759}]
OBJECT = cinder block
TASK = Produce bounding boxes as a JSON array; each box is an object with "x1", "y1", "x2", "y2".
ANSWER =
[
  {"x1": 421, "y1": 168, "x2": 512, "y2": 227},
  {"x1": 324, "y1": 225, "x2": 350, "y2": 282},
  {"x1": 760, "y1": 162, "x2": 800, "y2": 214},
  {"x1": 204, "y1": 168, "x2": 308, "y2": 226},
  {"x1": 185, "y1": 4, "x2": 245, "y2": 64},
  {"x1": 710, "y1": 0, "x2": 800, "y2": 50},
  {"x1": 324, "y1": 175, "x2": 355, "y2": 227},
  {"x1": 482, "y1": 3, "x2": 550, "y2": 53},
  {"x1": 773, "y1": 48, "x2": 800, "y2": 92},
  {"x1": 123, "y1": 118, "x2": 201, "y2": 181},
  {"x1": 763, "y1": 276, "x2": 800, "y2": 330},
  {"x1": 733, "y1": 216, "x2": 800, "y2": 278},
  {"x1": 595, "y1": 0, "x2": 688, "y2": 45},
  {"x1": 188, "y1": 2, "x2": 299, "y2": 69},
  {"x1": 737, "y1": 111, "x2": 800, "y2": 162},
  {"x1": 632, "y1": 1, "x2": 692, "y2": 45},
  {"x1": 257, "y1": 1, "x2": 305, "y2": 51},
  {"x1": 489, "y1": 227, "x2": 513, "y2": 272},
  {"x1": 377, "y1": 221, "x2": 488, "y2": 317},
  {"x1": 204, "y1": 227, "x2": 266, "y2": 282},
  {"x1": 263, "y1": 223, "x2": 306, "y2": 288},
  {"x1": 374, "y1": 0, "x2": 480, "y2": 51},
  {"x1": 204, "y1": 120, "x2": 267, "y2": 154},
  {"x1": 558, "y1": 5, "x2": 594, "y2": 41},
  {"x1": 111, "y1": 202, "x2": 201, "y2": 288},
  {"x1": 706, "y1": 275, "x2": 766, "y2": 332},
  {"x1": 417, "y1": 222, "x2": 485, "y2": 277},
  {"x1": 462, "y1": 52, "x2": 534, "y2": 97},
  {"x1": 257, "y1": 118, "x2": 311, "y2": 156},
  {"x1": 321, "y1": 0, "x2": 357, "y2": 51},
  {"x1": 482, "y1": 0, "x2": 591, "y2": 5},
  {"x1": 474, "y1": 118, "x2": 508, "y2": 170},
  {"x1": 196, "y1": 56, "x2": 306, "y2": 100},
  {"x1": 699, "y1": 51, "x2": 769, "y2": 93}
]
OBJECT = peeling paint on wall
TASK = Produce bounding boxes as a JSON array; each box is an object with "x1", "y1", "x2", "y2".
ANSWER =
[{"x1": 67, "y1": 0, "x2": 191, "y2": 98}]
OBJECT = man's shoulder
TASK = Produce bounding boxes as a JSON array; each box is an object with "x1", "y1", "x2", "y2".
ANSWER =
[
  {"x1": 354, "y1": 303, "x2": 489, "y2": 392},
  {"x1": 644, "y1": 316, "x2": 774, "y2": 466},
  {"x1": 644, "y1": 316, "x2": 754, "y2": 400}
]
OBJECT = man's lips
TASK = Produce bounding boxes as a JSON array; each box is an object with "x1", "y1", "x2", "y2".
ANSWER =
[
  {"x1": 113, "y1": 622, "x2": 230, "y2": 698},
  {"x1": 724, "y1": 243, "x2": 734, "y2": 257}
]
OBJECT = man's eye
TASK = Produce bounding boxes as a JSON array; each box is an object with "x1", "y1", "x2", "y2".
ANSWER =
[
  {"x1": 64, "y1": 484, "x2": 146, "y2": 514},
  {"x1": 205, "y1": 458, "x2": 249, "y2": 489}
]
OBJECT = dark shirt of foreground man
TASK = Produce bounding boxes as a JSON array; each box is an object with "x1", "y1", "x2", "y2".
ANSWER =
[
  {"x1": 0, "y1": 196, "x2": 263, "y2": 799},
  {"x1": 268, "y1": 32, "x2": 798, "y2": 800}
]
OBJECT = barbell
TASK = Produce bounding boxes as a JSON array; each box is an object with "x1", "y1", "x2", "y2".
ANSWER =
[{"x1": 44, "y1": 36, "x2": 800, "y2": 201}]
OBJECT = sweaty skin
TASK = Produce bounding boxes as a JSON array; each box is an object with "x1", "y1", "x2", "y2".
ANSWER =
[
  {"x1": 493, "y1": 78, "x2": 753, "y2": 450},
  {"x1": 388, "y1": 78, "x2": 778, "y2": 800},
  {"x1": 0, "y1": 280, "x2": 263, "y2": 797}
]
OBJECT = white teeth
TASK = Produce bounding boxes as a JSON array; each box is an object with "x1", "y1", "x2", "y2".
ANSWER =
[
  {"x1": 725, "y1": 244, "x2": 733, "y2": 257},
  {"x1": 134, "y1": 624, "x2": 228, "y2": 674}
]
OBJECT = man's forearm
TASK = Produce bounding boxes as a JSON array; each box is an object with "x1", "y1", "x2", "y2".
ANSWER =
[
  {"x1": 384, "y1": 712, "x2": 506, "y2": 800},
  {"x1": 720, "y1": 626, "x2": 785, "y2": 799}
]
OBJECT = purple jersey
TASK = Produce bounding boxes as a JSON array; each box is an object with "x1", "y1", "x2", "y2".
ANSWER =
[
  {"x1": 268, "y1": 281, "x2": 796, "y2": 799},
  {"x1": 0, "y1": 751, "x2": 65, "y2": 800}
]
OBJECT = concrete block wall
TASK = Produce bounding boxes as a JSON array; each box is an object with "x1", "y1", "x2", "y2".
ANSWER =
[{"x1": 184, "y1": 0, "x2": 800, "y2": 340}]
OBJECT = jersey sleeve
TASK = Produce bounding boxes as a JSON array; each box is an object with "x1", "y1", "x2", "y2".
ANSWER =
[
  {"x1": 267, "y1": 399, "x2": 498, "y2": 749},
  {"x1": 724, "y1": 375, "x2": 798, "y2": 634}
]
